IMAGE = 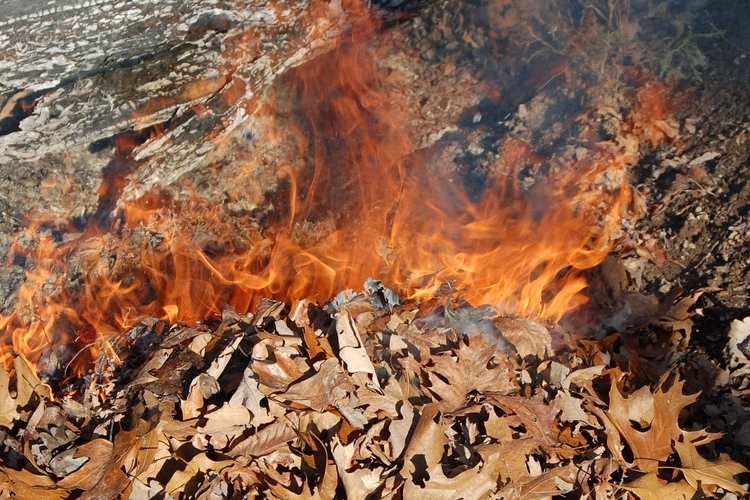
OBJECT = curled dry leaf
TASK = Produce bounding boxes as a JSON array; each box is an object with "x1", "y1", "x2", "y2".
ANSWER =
[
  {"x1": 495, "y1": 316, "x2": 552, "y2": 358},
  {"x1": 400, "y1": 403, "x2": 502, "y2": 500},
  {"x1": 55, "y1": 438, "x2": 113, "y2": 491},
  {"x1": 335, "y1": 308, "x2": 382, "y2": 393},
  {"x1": 0, "y1": 367, "x2": 19, "y2": 428},
  {"x1": 0, "y1": 466, "x2": 66, "y2": 500},
  {"x1": 251, "y1": 339, "x2": 307, "y2": 391}
]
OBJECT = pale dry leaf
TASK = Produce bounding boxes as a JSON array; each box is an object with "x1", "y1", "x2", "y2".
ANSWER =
[
  {"x1": 626, "y1": 385, "x2": 656, "y2": 427},
  {"x1": 251, "y1": 340, "x2": 307, "y2": 391},
  {"x1": 48, "y1": 448, "x2": 88, "y2": 477},
  {"x1": 496, "y1": 462, "x2": 577, "y2": 500},
  {"x1": 198, "y1": 403, "x2": 252, "y2": 447},
  {"x1": 281, "y1": 357, "x2": 353, "y2": 412},
  {"x1": 675, "y1": 439, "x2": 749, "y2": 496},
  {"x1": 204, "y1": 328, "x2": 245, "y2": 380},
  {"x1": 297, "y1": 425, "x2": 339, "y2": 500},
  {"x1": 14, "y1": 354, "x2": 52, "y2": 403},
  {"x1": 165, "y1": 452, "x2": 235, "y2": 495},
  {"x1": 559, "y1": 391, "x2": 598, "y2": 426},
  {"x1": 228, "y1": 366, "x2": 274, "y2": 426},
  {"x1": 351, "y1": 374, "x2": 402, "y2": 421},
  {"x1": 476, "y1": 438, "x2": 538, "y2": 484},
  {"x1": 621, "y1": 472, "x2": 696, "y2": 500},
  {"x1": 228, "y1": 418, "x2": 298, "y2": 460},
  {"x1": 0, "y1": 367, "x2": 19, "y2": 428},
  {"x1": 727, "y1": 317, "x2": 750, "y2": 380},
  {"x1": 495, "y1": 316, "x2": 552, "y2": 358},
  {"x1": 426, "y1": 337, "x2": 517, "y2": 413},
  {"x1": 398, "y1": 403, "x2": 501, "y2": 499},
  {"x1": 400, "y1": 403, "x2": 445, "y2": 479},
  {"x1": 562, "y1": 365, "x2": 607, "y2": 391},
  {"x1": 384, "y1": 384, "x2": 416, "y2": 459},
  {"x1": 336, "y1": 308, "x2": 382, "y2": 393}
]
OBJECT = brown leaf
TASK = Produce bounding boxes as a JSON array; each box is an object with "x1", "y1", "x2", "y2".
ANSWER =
[
  {"x1": 252, "y1": 340, "x2": 307, "y2": 391},
  {"x1": 0, "y1": 367, "x2": 19, "y2": 428},
  {"x1": 605, "y1": 375, "x2": 714, "y2": 472},
  {"x1": 400, "y1": 404, "x2": 500, "y2": 499},
  {"x1": 14, "y1": 354, "x2": 53, "y2": 403},
  {"x1": 228, "y1": 418, "x2": 299, "y2": 460},
  {"x1": 164, "y1": 452, "x2": 235, "y2": 495},
  {"x1": 425, "y1": 336, "x2": 517, "y2": 412},
  {"x1": 0, "y1": 467, "x2": 66, "y2": 500},
  {"x1": 495, "y1": 316, "x2": 552, "y2": 358},
  {"x1": 491, "y1": 392, "x2": 561, "y2": 448},
  {"x1": 675, "y1": 440, "x2": 749, "y2": 496},
  {"x1": 55, "y1": 438, "x2": 113, "y2": 491},
  {"x1": 228, "y1": 366, "x2": 275, "y2": 426},
  {"x1": 476, "y1": 438, "x2": 538, "y2": 483},
  {"x1": 120, "y1": 418, "x2": 162, "y2": 479},
  {"x1": 281, "y1": 358, "x2": 353, "y2": 412},
  {"x1": 511, "y1": 462, "x2": 577, "y2": 499},
  {"x1": 621, "y1": 472, "x2": 696, "y2": 500},
  {"x1": 332, "y1": 438, "x2": 384, "y2": 499},
  {"x1": 77, "y1": 467, "x2": 132, "y2": 500}
]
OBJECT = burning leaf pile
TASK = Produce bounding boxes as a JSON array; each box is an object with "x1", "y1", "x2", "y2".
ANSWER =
[
  {"x1": 1, "y1": 0, "x2": 750, "y2": 498},
  {"x1": 0, "y1": 288, "x2": 748, "y2": 498}
]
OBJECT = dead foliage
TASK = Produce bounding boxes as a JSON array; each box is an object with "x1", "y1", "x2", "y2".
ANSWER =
[{"x1": 0, "y1": 288, "x2": 747, "y2": 499}]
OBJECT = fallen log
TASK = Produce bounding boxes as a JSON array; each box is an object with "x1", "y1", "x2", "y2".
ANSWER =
[{"x1": 0, "y1": 0, "x2": 367, "y2": 216}]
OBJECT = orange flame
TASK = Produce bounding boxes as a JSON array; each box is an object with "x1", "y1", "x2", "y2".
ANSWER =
[{"x1": 0, "y1": 4, "x2": 675, "y2": 382}]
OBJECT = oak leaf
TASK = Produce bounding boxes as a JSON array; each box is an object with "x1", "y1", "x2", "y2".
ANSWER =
[
  {"x1": 425, "y1": 336, "x2": 517, "y2": 413},
  {"x1": 621, "y1": 472, "x2": 695, "y2": 500},
  {"x1": 251, "y1": 340, "x2": 307, "y2": 391},
  {"x1": 475, "y1": 438, "x2": 538, "y2": 484},
  {"x1": 675, "y1": 440, "x2": 749, "y2": 496},
  {"x1": 491, "y1": 392, "x2": 561, "y2": 448},
  {"x1": 400, "y1": 404, "x2": 500, "y2": 499},
  {"x1": 605, "y1": 376, "x2": 717, "y2": 472}
]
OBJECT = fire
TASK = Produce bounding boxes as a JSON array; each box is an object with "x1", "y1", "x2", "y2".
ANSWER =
[{"x1": 0, "y1": 3, "x2": 675, "y2": 383}]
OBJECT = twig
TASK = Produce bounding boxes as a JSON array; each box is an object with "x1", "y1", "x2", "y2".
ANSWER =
[{"x1": 705, "y1": 14, "x2": 748, "y2": 55}]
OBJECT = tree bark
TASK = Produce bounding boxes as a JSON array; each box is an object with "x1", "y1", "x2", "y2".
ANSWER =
[{"x1": 0, "y1": 0, "x2": 358, "y2": 210}]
